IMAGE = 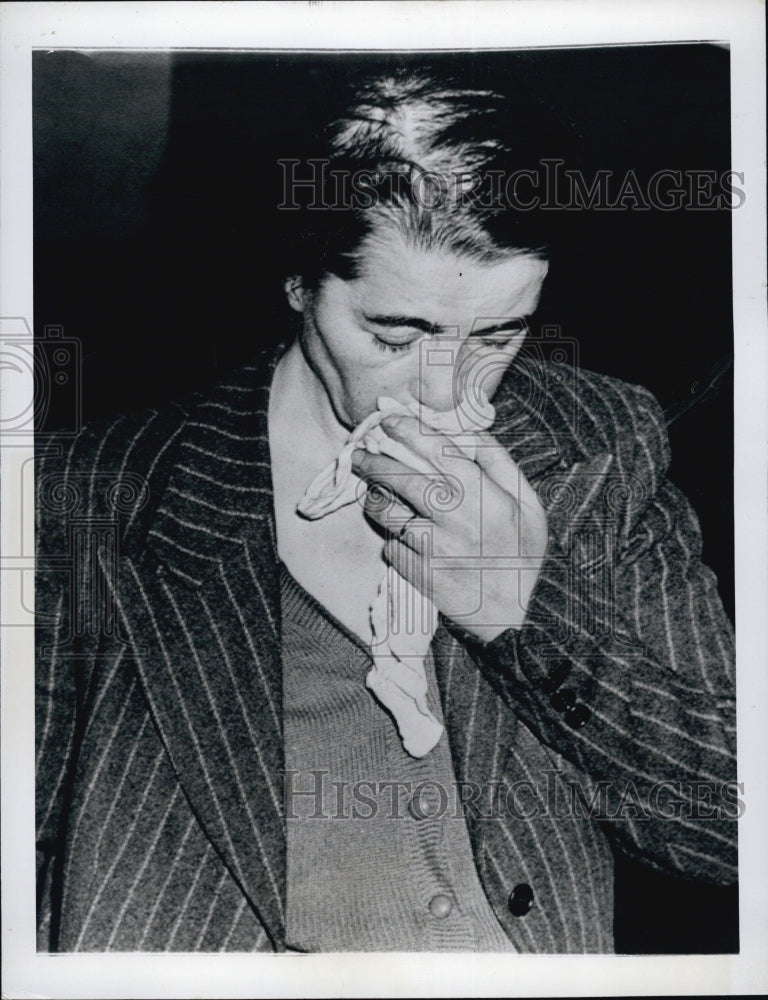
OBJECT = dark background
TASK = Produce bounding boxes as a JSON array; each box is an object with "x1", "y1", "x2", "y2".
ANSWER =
[{"x1": 33, "y1": 45, "x2": 737, "y2": 954}]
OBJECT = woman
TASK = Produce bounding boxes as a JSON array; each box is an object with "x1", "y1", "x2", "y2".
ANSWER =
[{"x1": 36, "y1": 68, "x2": 737, "y2": 953}]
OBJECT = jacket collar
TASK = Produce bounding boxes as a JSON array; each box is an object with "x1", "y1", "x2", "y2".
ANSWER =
[
  {"x1": 140, "y1": 347, "x2": 284, "y2": 589},
  {"x1": 492, "y1": 358, "x2": 621, "y2": 550}
]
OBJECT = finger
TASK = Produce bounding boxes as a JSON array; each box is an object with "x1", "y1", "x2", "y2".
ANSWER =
[
  {"x1": 373, "y1": 428, "x2": 438, "y2": 476},
  {"x1": 363, "y1": 486, "x2": 427, "y2": 548},
  {"x1": 353, "y1": 449, "x2": 459, "y2": 521},
  {"x1": 379, "y1": 414, "x2": 472, "y2": 475},
  {"x1": 379, "y1": 416, "x2": 535, "y2": 519},
  {"x1": 369, "y1": 517, "x2": 430, "y2": 555},
  {"x1": 363, "y1": 480, "x2": 413, "y2": 525},
  {"x1": 382, "y1": 536, "x2": 432, "y2": 597},
  {"x1": 397, "y1": 516, "x2": 432, "y2": 553}
]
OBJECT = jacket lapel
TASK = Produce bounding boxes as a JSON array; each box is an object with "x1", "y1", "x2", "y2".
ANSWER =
[
  {"x1": 494, "y1": 355, "x2": 634, "y2": 551},
  {"x1": 108, "y1": 351, "x2": 288, "y2": 949}
]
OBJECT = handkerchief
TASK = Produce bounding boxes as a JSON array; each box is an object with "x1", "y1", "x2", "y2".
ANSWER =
[{"x1": 298, "y1": 390, "x2": 495, "y2": 757}]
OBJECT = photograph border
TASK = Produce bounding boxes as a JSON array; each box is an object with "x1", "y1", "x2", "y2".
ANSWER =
[{"x1": 2, "y1": 2, "x2": 766, "y2": 997}]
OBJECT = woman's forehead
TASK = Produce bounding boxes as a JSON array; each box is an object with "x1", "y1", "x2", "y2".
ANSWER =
[{"x1": 346, "y1": 234, "x2": 548, "y2": 320}]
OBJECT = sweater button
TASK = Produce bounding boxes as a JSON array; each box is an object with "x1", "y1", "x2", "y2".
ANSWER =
[
  {"x1": 508, "y1": 883, "x2": 534, "y2": 916},
  {"x1": 409, "y1": 784, "x2": 441, "y2": 820},
  {"x1": 408, "y1": 795, "x2": 425, "y2": 820},
  {"x1": 429, "y1": 894, "x2": 453, "y2": 918}
]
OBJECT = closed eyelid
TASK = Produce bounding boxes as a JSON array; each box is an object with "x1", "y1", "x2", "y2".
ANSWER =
[
  {"x1": 363, "y1": 313, "x2": 444, "y2": 335},
  {"x1": 364, "y1": 313, "x2": 528, "y2": 339},
  {"x1": 470, "y1": 319, "x2": 529, "y2": 338}
]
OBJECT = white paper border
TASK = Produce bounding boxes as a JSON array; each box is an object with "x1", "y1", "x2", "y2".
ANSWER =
[{"x1": 2, "y1": 2, "x2": 766, "y2": 997}]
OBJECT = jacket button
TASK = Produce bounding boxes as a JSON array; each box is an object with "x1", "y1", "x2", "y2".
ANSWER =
[
  {"x1": 564, "y1": 703, "x2": 591, "y2": 728},
  {"x1": 541, "y1": 662, "x2": 571, "y2": 694},
  {"x1": 429, "y1": 894, "x2": 453, "y2": 919},
  {"x1": 550, "y1": 687, "x2": 577, "y2": 713},
  {"x1": 508, "y1": 883, "x2": 534, "y2": 917}
]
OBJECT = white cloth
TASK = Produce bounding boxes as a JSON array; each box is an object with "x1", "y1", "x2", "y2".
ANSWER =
[{"x1": 298, "y1": 391, "x2": 495, "y2": 757}]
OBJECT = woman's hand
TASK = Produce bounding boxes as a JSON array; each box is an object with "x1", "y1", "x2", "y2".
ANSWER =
[{"x1": 351, "y1": 414, "x2": 548, "y2": 642}]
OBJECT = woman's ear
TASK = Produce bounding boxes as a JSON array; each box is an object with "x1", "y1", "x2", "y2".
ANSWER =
[{"x1": 284, "y1": 276, "x2": 305, "y2": 312}]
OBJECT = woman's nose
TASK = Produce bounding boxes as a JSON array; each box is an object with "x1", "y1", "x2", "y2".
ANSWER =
[{"x1": 410, "y1": 340, "x2": 464, "y2": 413}]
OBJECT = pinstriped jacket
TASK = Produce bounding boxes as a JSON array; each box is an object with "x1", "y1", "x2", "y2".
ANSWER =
[{"x1": 35, "y1": 347, "x2": 737, "y2": 953}]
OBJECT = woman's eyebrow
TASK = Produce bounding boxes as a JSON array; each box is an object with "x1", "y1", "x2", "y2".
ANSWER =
[
  {"x1": 363, "y1": 313, "x2": 528, "y2": 337},
  {"x1": 470, "y1": 318, "x2": 528, "y2": 337},
  {"x1": 363, "y1": 313, "x2": 444, "y2": 335}
]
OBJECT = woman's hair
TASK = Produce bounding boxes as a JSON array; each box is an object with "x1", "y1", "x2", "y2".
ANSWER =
[{"x1": 287, "y1": 66, "x2": 578, "y2": 286}]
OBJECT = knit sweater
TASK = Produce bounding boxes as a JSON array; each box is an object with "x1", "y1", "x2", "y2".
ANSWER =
[{"x1": 281, "y1": 564, "x2": 513, "y2": 951}]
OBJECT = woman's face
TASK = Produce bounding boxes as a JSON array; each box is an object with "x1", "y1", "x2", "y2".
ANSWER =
[{"x1": 286, "y1": 232, "x2": 549, "y2": 429}]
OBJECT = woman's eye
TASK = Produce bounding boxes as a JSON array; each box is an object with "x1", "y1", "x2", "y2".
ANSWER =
[
  {"x1": 470, "y1": 320, "x2": 528, "y2": 346},
  {"x1": 475, "y1": 333, "x2": 514, "y2": 346},
  {"x1": 371, "y1": 333, "x2": 421, "y2": 353}
]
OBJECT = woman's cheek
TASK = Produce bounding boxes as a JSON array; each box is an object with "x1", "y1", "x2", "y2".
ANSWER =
[{"x1": 461, "y1": 341, "x2": 520, "y2": 400}]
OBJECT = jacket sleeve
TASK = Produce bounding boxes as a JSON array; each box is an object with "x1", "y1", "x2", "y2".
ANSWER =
[{"x1": 455, "y1": 385, "x2": 738, "y2": 885}]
